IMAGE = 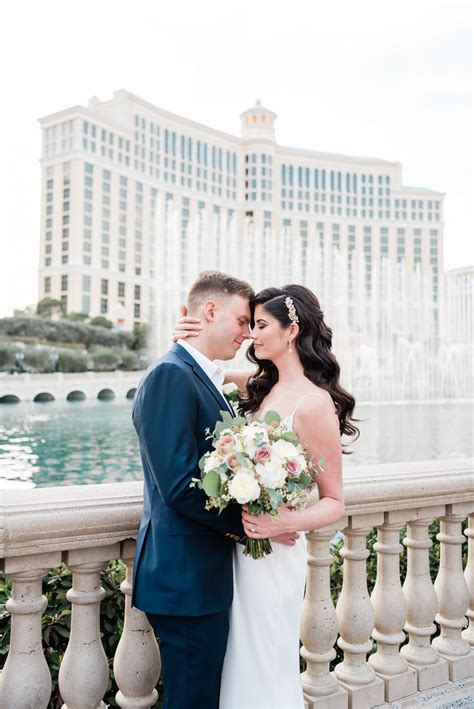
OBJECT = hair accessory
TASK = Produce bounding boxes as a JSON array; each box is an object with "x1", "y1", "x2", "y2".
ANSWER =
[{"x1": 285, "y1": 296, "x2": 299, "y2": 324}]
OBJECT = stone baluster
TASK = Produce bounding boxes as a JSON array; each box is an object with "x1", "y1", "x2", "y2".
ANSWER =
[
  {"x1": 401, "y1": 516, "x2": 449, "y2": 690},
  {"x1": 333, "y1": 518, "x2": 385, "y2": 709},
  {"x1": 432, "y1": 508, "x2": 474, "y2": 681},
  {"x1": 59, "y1": 546, "x2": 119, "y2": 709},
  {"x1": 300, "y1": 526, "x2": 348, "y2": 708},
  {"x1": 368, "y1": 516, "x2": 417, "y2": 701},
  {"x1": 462, "y1": 513, "x2": 474, "y2": 648},
  {"x1": 114, "y1": 539, "x2": 161, "y2": 708},
  {"x1": 0, "y1": 552, "x2": 60, "y2": 709}
]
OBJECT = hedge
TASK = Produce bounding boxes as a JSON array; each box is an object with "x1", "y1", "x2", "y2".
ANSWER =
[{"x1": 0, "y1": 317, "x2": 135, "y2": 350}]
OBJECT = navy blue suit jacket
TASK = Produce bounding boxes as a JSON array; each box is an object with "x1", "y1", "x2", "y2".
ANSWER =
[{"x1": 131, "y1": 343, "x2": 245, "y2": 616}]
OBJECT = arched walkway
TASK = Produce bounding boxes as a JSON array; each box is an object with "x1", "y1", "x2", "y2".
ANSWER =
[
  {"x1": 33, "y1": 392, "x2": 55, "y2": 402},
  {"x1": 0, "y1": 395, "x2": 20, "y2": 404},
  {"x1": 98, "y1": 388, "x2": 115, "y2": 401},
  {"x1": 67, "y1": 390, "x2": 86, "y2": 402}
]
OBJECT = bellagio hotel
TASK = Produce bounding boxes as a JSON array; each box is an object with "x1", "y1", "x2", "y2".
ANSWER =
[{"x1": 38, "y1": 89, "x2": 444, "y2": 348}]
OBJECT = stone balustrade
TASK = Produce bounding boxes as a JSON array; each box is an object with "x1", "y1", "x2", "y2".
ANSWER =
[{"x1": 0, "y1": 457, "x2": 473, "y2": 708}]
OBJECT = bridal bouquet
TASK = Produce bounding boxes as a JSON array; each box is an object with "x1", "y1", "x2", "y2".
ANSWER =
[{"x1": 191, "y1": 408, "x2": 324, "y2": 559}]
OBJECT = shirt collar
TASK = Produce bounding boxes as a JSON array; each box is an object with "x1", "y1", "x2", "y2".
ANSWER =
[{"x1": 177, "y1": 339, "x2": 225, "y2": 391}]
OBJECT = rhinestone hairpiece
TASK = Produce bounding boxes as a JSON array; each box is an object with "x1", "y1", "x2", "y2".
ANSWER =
[{"x1": 285, "y1": 296, "x2": 299, "y2": 324}]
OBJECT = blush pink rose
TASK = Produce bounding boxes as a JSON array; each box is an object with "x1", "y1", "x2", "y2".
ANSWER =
[
  {"x1": 254, "y1": 446, "x2": 271, "y2": 463},
  {"x1": 227, "y1": 455, "x2": 240, "y2": 470},
  {"x1": 286, "y1": 459, "x2": 301, "y2": 476},
  {"x1": 218, "y1": 435, "x2": 236, "y2": 453}
]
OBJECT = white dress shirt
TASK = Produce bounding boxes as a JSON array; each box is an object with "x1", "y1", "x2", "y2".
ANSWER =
[{"x1": 177, "y1": 339, "x2": 232, "y2": 413}]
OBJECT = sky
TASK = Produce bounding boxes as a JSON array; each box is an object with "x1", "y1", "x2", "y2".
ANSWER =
[{"x1": 0, "y1": 0, "x2": 471, "y2": 317}]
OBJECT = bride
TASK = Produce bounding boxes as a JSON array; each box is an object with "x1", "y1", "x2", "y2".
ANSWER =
[{"x1": 174, "y1": 284, "x2": 358, "y2": 709}]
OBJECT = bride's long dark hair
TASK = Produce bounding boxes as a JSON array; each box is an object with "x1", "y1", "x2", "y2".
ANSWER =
[{"x1": 239, "y1": 285, "x2": 360, "y2": 452}]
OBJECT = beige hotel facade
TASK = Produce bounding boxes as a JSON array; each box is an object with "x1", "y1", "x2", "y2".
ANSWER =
[{"x1": 38, "y1": 89, "x2": 444, "y2": 343}]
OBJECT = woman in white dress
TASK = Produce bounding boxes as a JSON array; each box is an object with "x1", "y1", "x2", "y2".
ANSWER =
[{"x1": 175, "y1": 284, "x2": 358, "y2": 709}]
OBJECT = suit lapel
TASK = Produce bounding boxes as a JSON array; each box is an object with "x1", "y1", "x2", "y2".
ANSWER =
[{"x1": 171, "y1": 343, "x2": 235, "y2": 417}]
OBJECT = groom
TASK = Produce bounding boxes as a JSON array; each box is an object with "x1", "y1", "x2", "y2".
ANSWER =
[{"x1": 131, "y1": 271, "x2": 255, "y2": 709}]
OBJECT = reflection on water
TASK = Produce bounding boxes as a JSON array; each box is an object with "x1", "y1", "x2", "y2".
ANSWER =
[
  {"x1": 0, "y1": 400, "x2": 472, "y2": 489},
  {"x1": 0, "y1": 400, "x2": 142, "y2": 488}
]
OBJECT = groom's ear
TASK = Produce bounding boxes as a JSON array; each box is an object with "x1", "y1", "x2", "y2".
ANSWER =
[{"x1": 203, "y1": 299, "x2": 217, "y2": 321}]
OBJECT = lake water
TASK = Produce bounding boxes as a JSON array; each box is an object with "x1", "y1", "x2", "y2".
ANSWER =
[{"x1": 0, "y1": 400, "x2": 472, "y2": 489}]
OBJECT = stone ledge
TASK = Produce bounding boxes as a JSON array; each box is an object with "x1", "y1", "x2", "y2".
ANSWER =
[{"x1": 374, "y1": 676, "x2": 474, "y2": 708}]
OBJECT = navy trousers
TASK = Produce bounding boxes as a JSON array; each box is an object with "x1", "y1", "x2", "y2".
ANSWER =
[{"x1": 146, "y1": 609, "x2": 230, "y2": 709}]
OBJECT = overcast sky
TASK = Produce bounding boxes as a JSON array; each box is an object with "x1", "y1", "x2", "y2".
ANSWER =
[{"x1": 0, "y1": 0, "x2": 471, "y2": 316}]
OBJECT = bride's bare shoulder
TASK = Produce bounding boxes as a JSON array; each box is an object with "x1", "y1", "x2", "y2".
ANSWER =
[{"x1": 296, "y1": 385, "x2": 337, "y2": 415}]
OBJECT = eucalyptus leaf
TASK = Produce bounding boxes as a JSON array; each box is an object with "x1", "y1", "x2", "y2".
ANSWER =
[
  {"x1": 264, "y1": 410, "x2": 281, "y2": 425},
  {"x1": 277, "y1": 431, "x2": 299, "y2": 444},
  {"x1": 298, "y1": 472, "x2": 312, "y2": 488},
  {"x1": 202, "y1": 470, "x2": 221, "y2": 497},
  {"x1": 265, "y1": 488, "x2": 283, "y2": 509},
  {"x1": 236, "y1": 451, "x2": 250, "y2": 467},
  {"x1": 214, "y1": 421, "x2": 228, "y2": 436},
  {"x1": 233, "y1": 416, "x2": 247, "y2": 427}
]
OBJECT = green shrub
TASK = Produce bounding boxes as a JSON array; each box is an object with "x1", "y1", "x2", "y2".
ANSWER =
[
  {"x1": 131, "y1": 323, "x2": 150, "y2": 351},
  {"x1": 119, "y1": 350, "x2": 140, "y2": 370},
  {"x1": 37, "y1": 298, "x2": 65, "y2": 318},
  {"x1": 90, "y1": 347, "x2": 121, "y2": 371},
  {"x1": 23, "y1": 348, "x2": 53, "y2": 374},
  {"x1": 0, "y1": 341, "x2": 16, "y2": 370},
  {"x1": 90, "y1": 316, "x2": 114, "y2": 330},
  {"x1": 57, "y1": 350, "x2": 88, "y2": 373},
  {"x1": 64, "y1": 312, "x2": 89, "y2": 322},
  {"x1": 0, "y1": 317, "x2": 134, "y2": 350}
]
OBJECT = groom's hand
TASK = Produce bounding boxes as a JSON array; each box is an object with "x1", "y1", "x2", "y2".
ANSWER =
[{"x1": 270, "y1": 532, "x2": 301, "y2": 546}]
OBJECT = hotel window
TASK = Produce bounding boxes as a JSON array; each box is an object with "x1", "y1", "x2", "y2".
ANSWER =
[
  {"x1": 61, "y1": 275, "x2": 68, "y2": 291},
  {"x1": 118, "y1": 282, "x2": 125, "y2": 298},
  {"x1": 134, "y1": 285, "x2": 141, "y2": 300},
  {"x1": 44, "y1": 277, "x2": 51, "y2": 293},
  {"x1": 101, "y1": 279, "x2": 108, "y2": 295},
  {"x1": 101, "y1": 299, "x2": 108, "y2": 314}
]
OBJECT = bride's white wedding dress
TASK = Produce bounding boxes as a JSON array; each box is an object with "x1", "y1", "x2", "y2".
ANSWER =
[{"x1": 219, "y1": 395, "x2": 329, "y2": 709}]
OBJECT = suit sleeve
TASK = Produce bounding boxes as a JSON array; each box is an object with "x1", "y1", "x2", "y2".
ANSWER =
[{"x1": 133, "y1": 362, "x2": 245, "y2": 540}]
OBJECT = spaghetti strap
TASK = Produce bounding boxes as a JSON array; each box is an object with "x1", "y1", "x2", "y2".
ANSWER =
[{"x1": 290, "y1": 392, "x2": 337, "y2": 418}]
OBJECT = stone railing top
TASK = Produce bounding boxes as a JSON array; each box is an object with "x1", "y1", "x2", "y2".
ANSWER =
[{"x1": 0, "y1": 458, "x2": 472, "y2": 560}]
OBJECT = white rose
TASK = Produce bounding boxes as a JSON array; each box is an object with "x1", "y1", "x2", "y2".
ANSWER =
[
  {"x1": 228, "y1": 472, "x2": 261, "y2": 504},
  {"x1": 204, "y1": 451, "x2": 221, "y2": 473},
  {"x1": 255, "y1": 460, "x2": 287, "y2": 490},
  {"x1": 272, "y1": 438, "x2": 299, "y2": 462}
]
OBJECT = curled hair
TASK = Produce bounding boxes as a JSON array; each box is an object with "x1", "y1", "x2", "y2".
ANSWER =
[{"x1": 239, "y1": 285, "x2": 360, "y2": 452}]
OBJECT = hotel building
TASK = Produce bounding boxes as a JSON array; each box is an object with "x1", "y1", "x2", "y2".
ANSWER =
[{"x1": 38, "y1": 90, "x2": 444, "y2": 359}]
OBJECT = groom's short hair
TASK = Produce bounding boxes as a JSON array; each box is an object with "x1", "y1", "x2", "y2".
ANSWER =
[{"x1": 187, "y1": 271, "x2": 254, "y2": 313}]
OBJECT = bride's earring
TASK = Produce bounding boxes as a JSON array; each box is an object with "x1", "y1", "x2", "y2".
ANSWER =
[{"x1": 288, "y1": 339, "x2": 293, "y2": 352}]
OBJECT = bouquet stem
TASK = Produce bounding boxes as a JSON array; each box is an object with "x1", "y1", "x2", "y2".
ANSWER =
[{"x1": 243, "y1": 537, "x2": 273, "y2": 559}]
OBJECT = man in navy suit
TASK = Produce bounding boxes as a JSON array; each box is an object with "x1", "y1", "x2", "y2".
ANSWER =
[{"x1": 131, "y1": 271, "x2": 255, "y2": 708}]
